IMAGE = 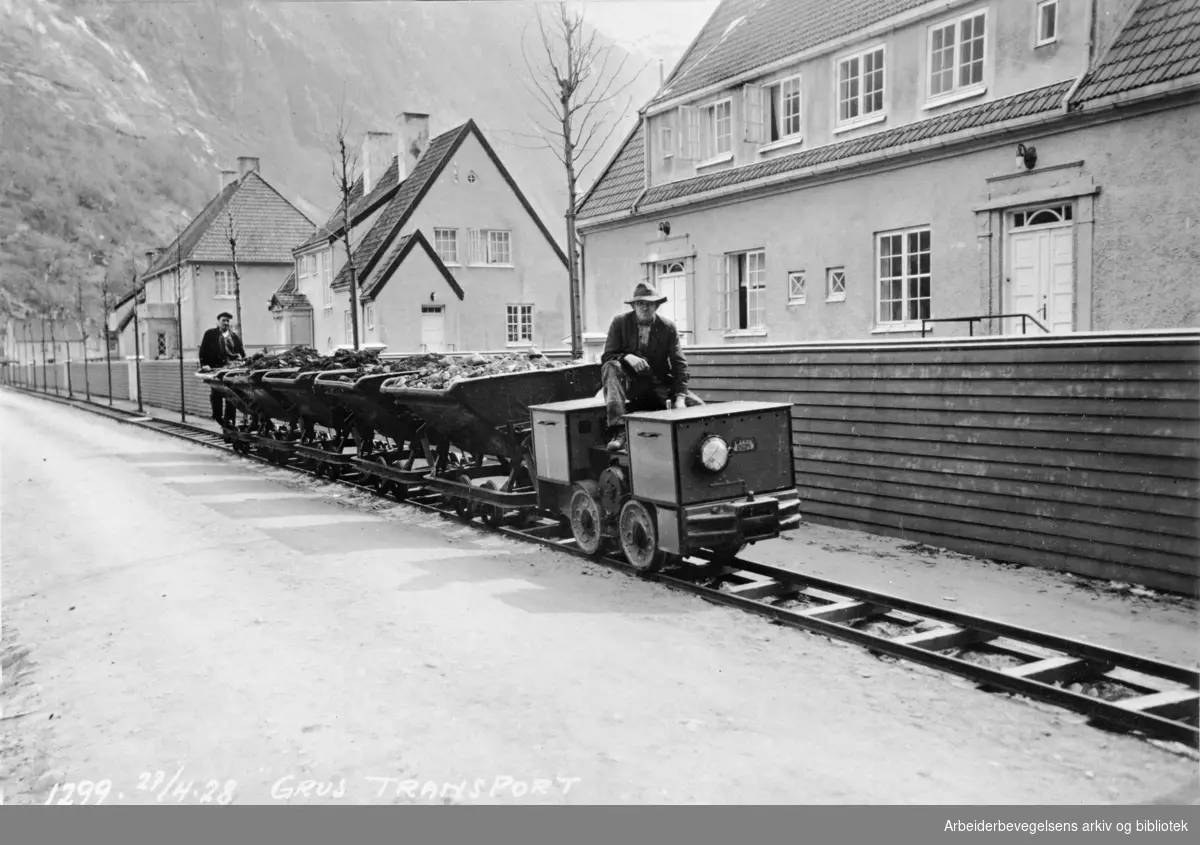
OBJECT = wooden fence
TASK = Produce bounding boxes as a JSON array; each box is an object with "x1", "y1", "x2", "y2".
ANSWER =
[{"x1": 687, "y1": 330, "x2": 1200, "y2": 596}]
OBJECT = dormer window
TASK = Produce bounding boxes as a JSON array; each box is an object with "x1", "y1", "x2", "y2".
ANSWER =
[
  {"x1": 927, "y1": 9, "x2": 988, "y2": 104},
  {"x1": 836, "y1": 45, "x2": 885, "y2": 129},
  {"x1": 702, "y1": 99, "x2": 732, "y2": 162},
  {"x1": 766, "y1": 76, "x2": 802, "y2": 142}
]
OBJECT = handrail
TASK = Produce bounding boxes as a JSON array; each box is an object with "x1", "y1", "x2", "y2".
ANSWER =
[{"x1": 920, "y1": 312, "x2": 1051, "y2": 338}]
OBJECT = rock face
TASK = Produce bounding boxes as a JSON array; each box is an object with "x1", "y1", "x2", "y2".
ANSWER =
[{"x1": 0, "y1": 0, "x2": 658, "y2": 309}]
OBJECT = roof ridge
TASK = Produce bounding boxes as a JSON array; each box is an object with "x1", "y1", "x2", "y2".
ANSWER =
[{"x1": 242, "y1": 170, "x2": 316, "y2": 228}]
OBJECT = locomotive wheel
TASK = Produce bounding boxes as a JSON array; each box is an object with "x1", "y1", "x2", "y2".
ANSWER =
[
  {"x1": 618, "y1": 499, "x2": 666, "y2": 574},
  {"x1": 479, "y1": 480, "x2": 504, "y2": 528},
  {"x1": 569, "y1": 482, "x2": 607, "y2": 556}
]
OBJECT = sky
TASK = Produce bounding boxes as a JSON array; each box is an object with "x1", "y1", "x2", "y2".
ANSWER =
[{"x1": 569, "y1": 0, "x2": 721, "y2": 70}]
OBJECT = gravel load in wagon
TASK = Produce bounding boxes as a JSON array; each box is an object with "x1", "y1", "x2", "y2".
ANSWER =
[{"x1": 379, "y1": 360, "x2": 602, "y2": 461}]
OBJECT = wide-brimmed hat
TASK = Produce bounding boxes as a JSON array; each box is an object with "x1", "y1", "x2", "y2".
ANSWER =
[{"x1": 625, "y1": 282, "x2": 667, "y2": 305}]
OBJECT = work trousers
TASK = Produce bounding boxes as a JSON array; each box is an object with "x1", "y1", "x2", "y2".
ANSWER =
[
  {"x1": 210, "y1": 392, "x2": 236, "y2": 427},
  {"x1": 601, "y1": 359, "x2": 703, "y2": 430}
]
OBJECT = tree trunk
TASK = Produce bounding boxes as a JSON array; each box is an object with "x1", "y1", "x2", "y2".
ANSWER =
[
  {"x1": 341, "y1": 195, "x2": 360, "y2": 351},
  {"x1": 562, "y1": 90, "x2": 583, "y2": 359}
]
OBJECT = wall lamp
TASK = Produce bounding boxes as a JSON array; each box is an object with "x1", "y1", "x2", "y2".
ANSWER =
[
  {"x1": 430, "y1": 291, "x2": 437, "y2": 302},
  {"x1": 1016, "y1": 143, "x2": 1038, "y2": 170}
]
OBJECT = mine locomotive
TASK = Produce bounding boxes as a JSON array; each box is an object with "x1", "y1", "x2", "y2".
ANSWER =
[{"x1": 530, "y1": 396, "x2": 802, "y2": 572}]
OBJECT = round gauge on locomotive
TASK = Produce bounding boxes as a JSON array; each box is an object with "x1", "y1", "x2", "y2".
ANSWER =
[{"x1": 698, "y1": 434, "x2": 730, "y2": 473}]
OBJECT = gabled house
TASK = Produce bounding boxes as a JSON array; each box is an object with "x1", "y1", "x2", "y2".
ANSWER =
[
  {"x1": 297, "y1": 113, "x2": 571, "y2": 354},
  {"x1": 131, "y1": 157, "x2": 315, "y2": 359},
  {"x1": 576, "y1": 0, "x2": 1200, "y2": 345}
]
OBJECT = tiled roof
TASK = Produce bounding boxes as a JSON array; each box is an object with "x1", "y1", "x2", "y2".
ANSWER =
[
  {"x1": 648, "y1": 0, "x2": 932, "y2": 109},
  {"x1": 1070, "y1": 0, "x2": 1200, "y2": 106},
  {"x1": 334, "y1": 120, "x2": 569, "y2": 292},
  {"x1": 295, "y1": 157, "x2": 402, "y2": 252},
  {"x1": 269, "y1": 271, "x2": 311, "y2": 311},
  {"x1": 575, "y1": 121, "x2": 644, "y2": 221},
  {"x1": 143, "y1": 172, "x2": 314, "y2": 278},
  {"x1": 332, "y1": 123, "x2": 472, "y2": 292},
  {"x1": 359, "y1": 230, "x2": 465, "y2": 302},
  {"x1": 581, "y1": 80, "x2": 1074, "y2": 218}
]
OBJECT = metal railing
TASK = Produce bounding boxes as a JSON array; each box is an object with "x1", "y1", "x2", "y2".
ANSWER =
[{"x1": 920, "y1": 312, "x2": 1050, "y2": 338}]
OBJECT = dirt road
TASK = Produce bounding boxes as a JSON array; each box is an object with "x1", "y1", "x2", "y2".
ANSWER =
[{"x1": 1, "y1": 389, "x2": 1196, "y2": 805}]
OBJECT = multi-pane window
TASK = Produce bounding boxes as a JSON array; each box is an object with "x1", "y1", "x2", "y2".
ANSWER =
[
  {"x1": 1036, "y1": 0, "x2": 1057, "y2": 45},
  {"x1": 826, "y1": 267, "x2": 847, "y2": 302},
  {"x1": 704, "y1": 99, "x2": 732, "y2": 159},
  {"x1": 214, "y1": 269, "x2": 235, "y2": 298},
  {"x1": 365, "y1": 304, "x2": 375, "y2": 330},
  {"x1": 661, "y1": 114, "x2": 675, "y2": 158},
  {"x1": 715, "y1": 249, "x2": 767, "y2": 332},
  {"x1": 788, "y1": 271, "x2": 806, "y2": 303},
  {"x1": 434, "y1": 228, "x2": 459, "y2": 264},
  {"x1": 929, "y1": 11, "x2": 987, "y2": 100},
  {"x1": 343, "y1": 310, "x2": 352, "y2": 343},
  {"x1": 156, "y1": 332, "x2": 167, "y2": 357},
  {"x1": 878, "y1": 228, "x2": 932, "y2": 324},
  {"x1": 506, "y1": 304, "x2": 533, "y2": 344},
  {"x1": 766, "y1": 76, "x2": 802, "y2": 141},
  {"x1": 837, "y1": 47, "x2": 885, "y2": 124},
  {"x1": 468, "y1": 229, "x2": 512, "y2": 265}
]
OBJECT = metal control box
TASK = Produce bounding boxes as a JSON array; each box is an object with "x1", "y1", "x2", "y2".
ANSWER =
[
  {"x1": 624, "y1": 401, "x2": 795, "y2": 507},
  {"x1": 529, "y1": 397, "x2": 608, "y2": 484}
]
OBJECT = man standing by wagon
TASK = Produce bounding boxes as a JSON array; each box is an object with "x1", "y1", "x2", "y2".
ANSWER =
[
  {"x1": 199, "y1": 311, "x2": 245, "y2": 425},
  {"x1": 600, "y1": 282, "x2": 704, "y2": 452}
]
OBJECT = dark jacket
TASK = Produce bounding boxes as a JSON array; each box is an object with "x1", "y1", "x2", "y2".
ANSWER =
[
  {"x1": 601, "y1": 311, "x2": 689, "y2": 397},
  {"x1": 199, "y1": 327, "x2": 245, "y2": 369}
]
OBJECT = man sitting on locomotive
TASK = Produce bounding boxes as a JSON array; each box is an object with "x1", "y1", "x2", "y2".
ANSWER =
[{"x1": 601, "y1": 282, "x2": 704, "y2": 452}]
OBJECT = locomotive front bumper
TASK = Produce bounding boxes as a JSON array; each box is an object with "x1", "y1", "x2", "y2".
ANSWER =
[{"x1": 664, "y1": 488, "x2": 802, "y2": 555}]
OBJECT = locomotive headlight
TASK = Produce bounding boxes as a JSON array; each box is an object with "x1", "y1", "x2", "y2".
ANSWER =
[{"x1": 698, "y1": 435, "x2": 730, "y2": 473}]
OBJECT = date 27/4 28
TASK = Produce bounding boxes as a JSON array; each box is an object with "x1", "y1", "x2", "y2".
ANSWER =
[{"x1": 44, "y1": 771, "x2": 237, "y2": 804}]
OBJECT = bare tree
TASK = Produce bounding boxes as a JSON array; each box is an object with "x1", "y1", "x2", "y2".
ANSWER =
[
  {"x1": 225, "y1": 211, "x2": 244, "y2": 338},
  {"x1": 519, "y1": 2, "x2": 648, "y2": 357},
  {"x1": 330, "y1": 108, "x2": 361, "y2": 351}
]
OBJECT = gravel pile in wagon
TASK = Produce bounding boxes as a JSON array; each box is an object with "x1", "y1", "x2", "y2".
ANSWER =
[{"x1": 381, "y1": 351, "x2": 568, "y2": 390}]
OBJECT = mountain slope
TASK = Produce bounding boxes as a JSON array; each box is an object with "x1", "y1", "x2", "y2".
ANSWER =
[{"x1": 0, "y1": 0, "x2": 657, "y2": 321}]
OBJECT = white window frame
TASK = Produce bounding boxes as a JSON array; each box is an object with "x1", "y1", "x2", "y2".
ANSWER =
[
  {"x1": 468, "y1": 229, "x2": 513, "y2": 266},
  {"x1": 925, "y1": 8, "x2": 988, "y2": 107},
  {"x1": 835, "y1": 45, "x2": 887, "y2": 132},
  {"x1": 787, "y1": 270, "x2": 806, "y2": 304},
  {"x1": 1035, "y1": 0, "x2": 1058, "y2": 47},
  {"x1": 699, "y1": 98, "x2": 733, "y2": 166},
  {"x1": 344, "y1": 310, "x2": 352, "y2": 343},
  {"x1": 365, "y1": 303, "x2": 375, "y2": 331},
  {"x1": 715, "y1": 249, "x2": 768, "y2": 335},
  {"x1": 760, "y1": 75, "x2": 803, "y2": 150},
  {"x1": 875, "y1": 227, "x2": 931, "y2": 330},
  {"x1": 826, "y1": 267, "x2": 846, "y2": 303},
  {"x1": 213, "y1": 268, "x2": 235, "y2": 299},
  {"x1": 322, "y1": 250, "x2": 333, "y2": 309},
  {"x1": 434, "y1": 228, "x2": 459, "y2": 265},
  {"x1": 505, "y1": 303, "x2": 534, "y2": 346},
  {"x1": 660, "y1": 113, "x2": 675, "y2": 159}
]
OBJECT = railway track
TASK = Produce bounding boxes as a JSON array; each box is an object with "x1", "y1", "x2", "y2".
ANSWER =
[{"x1": 8, "y1": 384, "x2": 1199, "y2": 751}]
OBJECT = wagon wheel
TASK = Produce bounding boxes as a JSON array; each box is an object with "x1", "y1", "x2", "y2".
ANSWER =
[
  {"x1": 371, "y1": 454, "x2": 391, "y2": 495},
  {"x1": 478, "y1": 480, "x2": 504, "y2": 528},
  {"x1": 452, "y1": 473, "x2": 474, "y2": 519},
  {"x1": 569, "y1": 481, "x2": 607, "y2": 557},
  {"x1": 618, "y1": 499, "x2": 666, "y2": 575}
]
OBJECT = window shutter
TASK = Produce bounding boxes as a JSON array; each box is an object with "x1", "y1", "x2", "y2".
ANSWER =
[
  {"x1": 707, "y1": 254, "x2": 728, "y2": 331},
  {"x1": 742, "y1": 84, "x2": 764, "y2": 144},
  {"x1": 677, "y1": 106, "x2": 700, "y2": 161}
]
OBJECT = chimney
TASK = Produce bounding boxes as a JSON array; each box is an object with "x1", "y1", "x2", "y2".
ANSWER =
[
  {"x1": 397, "y1": 112, "x2": 430, "y2": 180},
  {"x1": 659, "y1": 59, "x2": 665, "y2": 87},
  {"x1": 144, "y1": 250, "x2": 157, "y2": 265},
  {"x1": 362, "y1": 131, "x2": 395, "y2": 195},
  {"x1": 237, "y1": 156, "x2": 260, "y2": 179},
  {"x1": 219, "y1": 169, "x2": 238, "y2": 192}
]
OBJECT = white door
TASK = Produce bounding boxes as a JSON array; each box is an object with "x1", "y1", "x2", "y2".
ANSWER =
[
  {"x1": 421, "y1": 305, "x2": 445, "y2": 352},
  {"x1": 654, "y1": 262, "x2": 691, "y2": 344},
  {"x1": 1007, "y1": 206, "x2": 1074, "y2": 334}
]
